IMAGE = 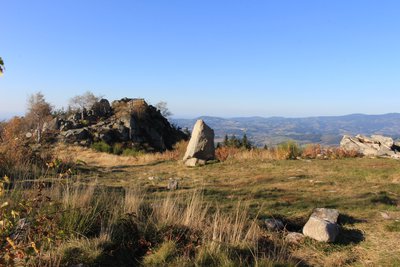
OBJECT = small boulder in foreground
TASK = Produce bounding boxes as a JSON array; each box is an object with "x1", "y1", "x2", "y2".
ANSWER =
[{"x1": 302, "y1": 208, "x2": 340, "y2": 242}]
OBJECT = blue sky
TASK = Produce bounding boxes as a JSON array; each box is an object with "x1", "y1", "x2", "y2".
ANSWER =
[{"x1": 1, "y1": 0, "x2": 400, "y2": 119}]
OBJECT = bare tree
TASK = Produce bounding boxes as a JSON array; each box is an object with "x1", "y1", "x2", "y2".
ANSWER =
[
  {"x1": 26, "y1": 92, "x2": 53, "y2": 143},
  {"x1": 155, "y1": 101, "x2": 172, "y2": 117},
  {"x1": 69, "y1": 91, "x2": 101, "y2": 119}
]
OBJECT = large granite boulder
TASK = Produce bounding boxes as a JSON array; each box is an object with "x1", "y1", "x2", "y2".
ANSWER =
[
  {"x1": 340, "y1": 134, "x2": 399, "y2": 158},
  {"x1": 183, "y1": 120, "x2": 215, "y2": 165},
  {"x1": 303, "y1": 208, "x2": 340, "y2": 242}
]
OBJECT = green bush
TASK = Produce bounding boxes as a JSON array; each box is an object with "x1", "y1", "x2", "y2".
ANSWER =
[
  {"x1": 91, "y1": 141, "x2": 112, "y2": 153},
  {"x1": 122, "y1": 148, "x2": 144, "y2": 157},
  {"x1": 112, "y1": 143, "x2": 124, "y2": 155}
]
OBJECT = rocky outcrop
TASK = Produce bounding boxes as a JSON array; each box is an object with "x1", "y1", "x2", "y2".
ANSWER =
[
  {"x1": 183, "y1": 120, "x2": 215, "y2": 166},
  {"x1": 340, "y1": 134, "x2": 400, "y2": 159},
  {"x1": 52, "y1": 98, "x2": 187, "y2": 151},
  {"x1": 303, "y1": 208, "x2": 340, "y2": 242}
]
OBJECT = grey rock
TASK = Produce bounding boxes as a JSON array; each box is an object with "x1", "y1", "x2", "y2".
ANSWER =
[
  {"x1": 60, "y1": 120, "x2": 74, "y2": 131},
  {"x1": 303, "y1": 217, "x2": 339, "y2": 242},
  {"x1": 91, "y1": 99, "x2": 112, "y2": 118},
  {"x1": 302, "y1": 208, "x2": 340, "y2": 242},
  {"x1": 380, "y1": 211, "x2": 391, "y2": 220},
  {"x1": 64, "y1": 128, "x2": 91, "y2": 143},
  {"x1": 341, "y1": 134, "x2": 399, "y2": 159},
  {"x1": 55, "y1": 98, "x2": 187, "y2": 151},
  {"x1": 371, "y1": 135, "x2": 394, "y2": 148},
  {"x1": 265, "y1": 218, "x2": 284, "y2": 231},
  {"x1": 183, "y1": 120, "x2": 215, "y2": 163},
  {"x1": 285, "y1": 232, "x2": 305, "y2": 244},
  {"x1": 311, "y1": 208, "x2": 339, "y2": 223},
  {"x1": 167, "y1": 179, "x2": 178, "y2": 190},
  {"x1": 377, "y1": 146, "x2": 396, "y2": 157},
  {"x1": 43, "y1": 117, "x2": 61, "y2": 131},
  {"x1": 184, "y1": 158, "x2": 206, "y2": 167}
]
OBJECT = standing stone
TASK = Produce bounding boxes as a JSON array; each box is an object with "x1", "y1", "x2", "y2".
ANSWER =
[
  {"x1": 302, "y1": 208, "x2": 340, "y2": 242},
  {"x1": 183, "y1": 120, "x2": 215, "y2": 163}
]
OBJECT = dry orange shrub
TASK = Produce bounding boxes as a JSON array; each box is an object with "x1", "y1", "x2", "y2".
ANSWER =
[
  {"x1": 216, "y1": 147, "x2": 290, "y2": 161},
  {"x1": 302, "y1": 144, "x2": 322, "y2": 159},
  {"x1": 216, "y1": 144, "x2": 359, "y2": 162}
]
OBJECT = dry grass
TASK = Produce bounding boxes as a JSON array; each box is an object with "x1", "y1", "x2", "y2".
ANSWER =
[
  {"x1": 77, "y1": 155, "x2": 400, "y2": 266},
  {"x1": 54, "y1": 141, "x2": 188, "y2": 167},
  {"x1": 216, "y1": 144, "x2": 359, "y2": 162},
  {"x1": 4, "y1": 141, "x2": 400, "y2": 265}
]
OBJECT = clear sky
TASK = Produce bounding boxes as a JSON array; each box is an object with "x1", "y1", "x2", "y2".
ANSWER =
[{"x1": 1, "y1": 0, "x2": 400, "y2": 119}]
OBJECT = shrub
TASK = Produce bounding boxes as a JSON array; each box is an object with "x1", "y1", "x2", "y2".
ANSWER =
[
  {"x1": 110, "y1": 215, "x2": 139, "y2": 247},
  {"x1": 122, "y1": 148, "x2": 144, "y2": 157},
  {"x1": 276, "y1": 141, "x2": 301, "y2": 160},
  {"x1": 302, "y1": 144, "x2": 322, "y2": 159},
  {"x1": 216, "y1": 147, "x2": 241, "y2": 161},
  {"x1": 91, "y1": 141, "x2": 112, "y2": 153},
  {"x1": 112, "y1": 143, "x2": 124, "y2": 155}
]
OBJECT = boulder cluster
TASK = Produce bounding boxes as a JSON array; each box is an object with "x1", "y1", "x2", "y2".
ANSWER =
[
  {"x1": 264, "y1": 208, "x2": 341, "y2": 244},
  {"x1": 46, "y1": 98, "x2": 187, "y2": 151},
  {"x1": 340, "y1": 134, "x2": 400, "y2": 159}
]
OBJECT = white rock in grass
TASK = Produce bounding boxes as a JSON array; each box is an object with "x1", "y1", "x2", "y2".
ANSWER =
[
  {"x1": 167, "y1": 179, "x2": 178, "y2": 190},
  {"x1": 184, "y1": 158, "x2": 206, "y2": 167},
  {"x1": 302, "y1": 208, "x2": 340, "y2": 242}
]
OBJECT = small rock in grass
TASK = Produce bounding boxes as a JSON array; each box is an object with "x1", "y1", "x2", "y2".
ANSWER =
[
  {"x1": 184, "y1": 158, "x2": 206, "y2": 167},
  {"x1": 380, "y1": 211, "x2": 391, "y2": 220},
  {"x1": 285, "y1": 232, "x2": 305, "y2": 244},
  {"x1": 302, "y1": 208, "x2": 340, "y2": 242},
  {"x1": 167, "y1": 179, "x2": 178, "y2": 190},
  {"x1": 265, "y1": 218, "x2": 284, "y2": 231}
]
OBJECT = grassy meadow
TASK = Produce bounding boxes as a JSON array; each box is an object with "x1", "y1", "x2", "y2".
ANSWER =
[{"x1": 1, "y1": 143, "x2": 400, "y2": 266}]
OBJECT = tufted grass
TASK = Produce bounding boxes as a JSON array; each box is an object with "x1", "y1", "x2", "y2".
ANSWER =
[{"x1": 3, "y1": 144, "x2": 400, "y2": 266}]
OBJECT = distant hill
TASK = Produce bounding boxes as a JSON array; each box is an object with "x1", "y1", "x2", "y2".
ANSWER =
[{"x1": 172, "y1": 113, "x2": 400, "y2": 146}]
